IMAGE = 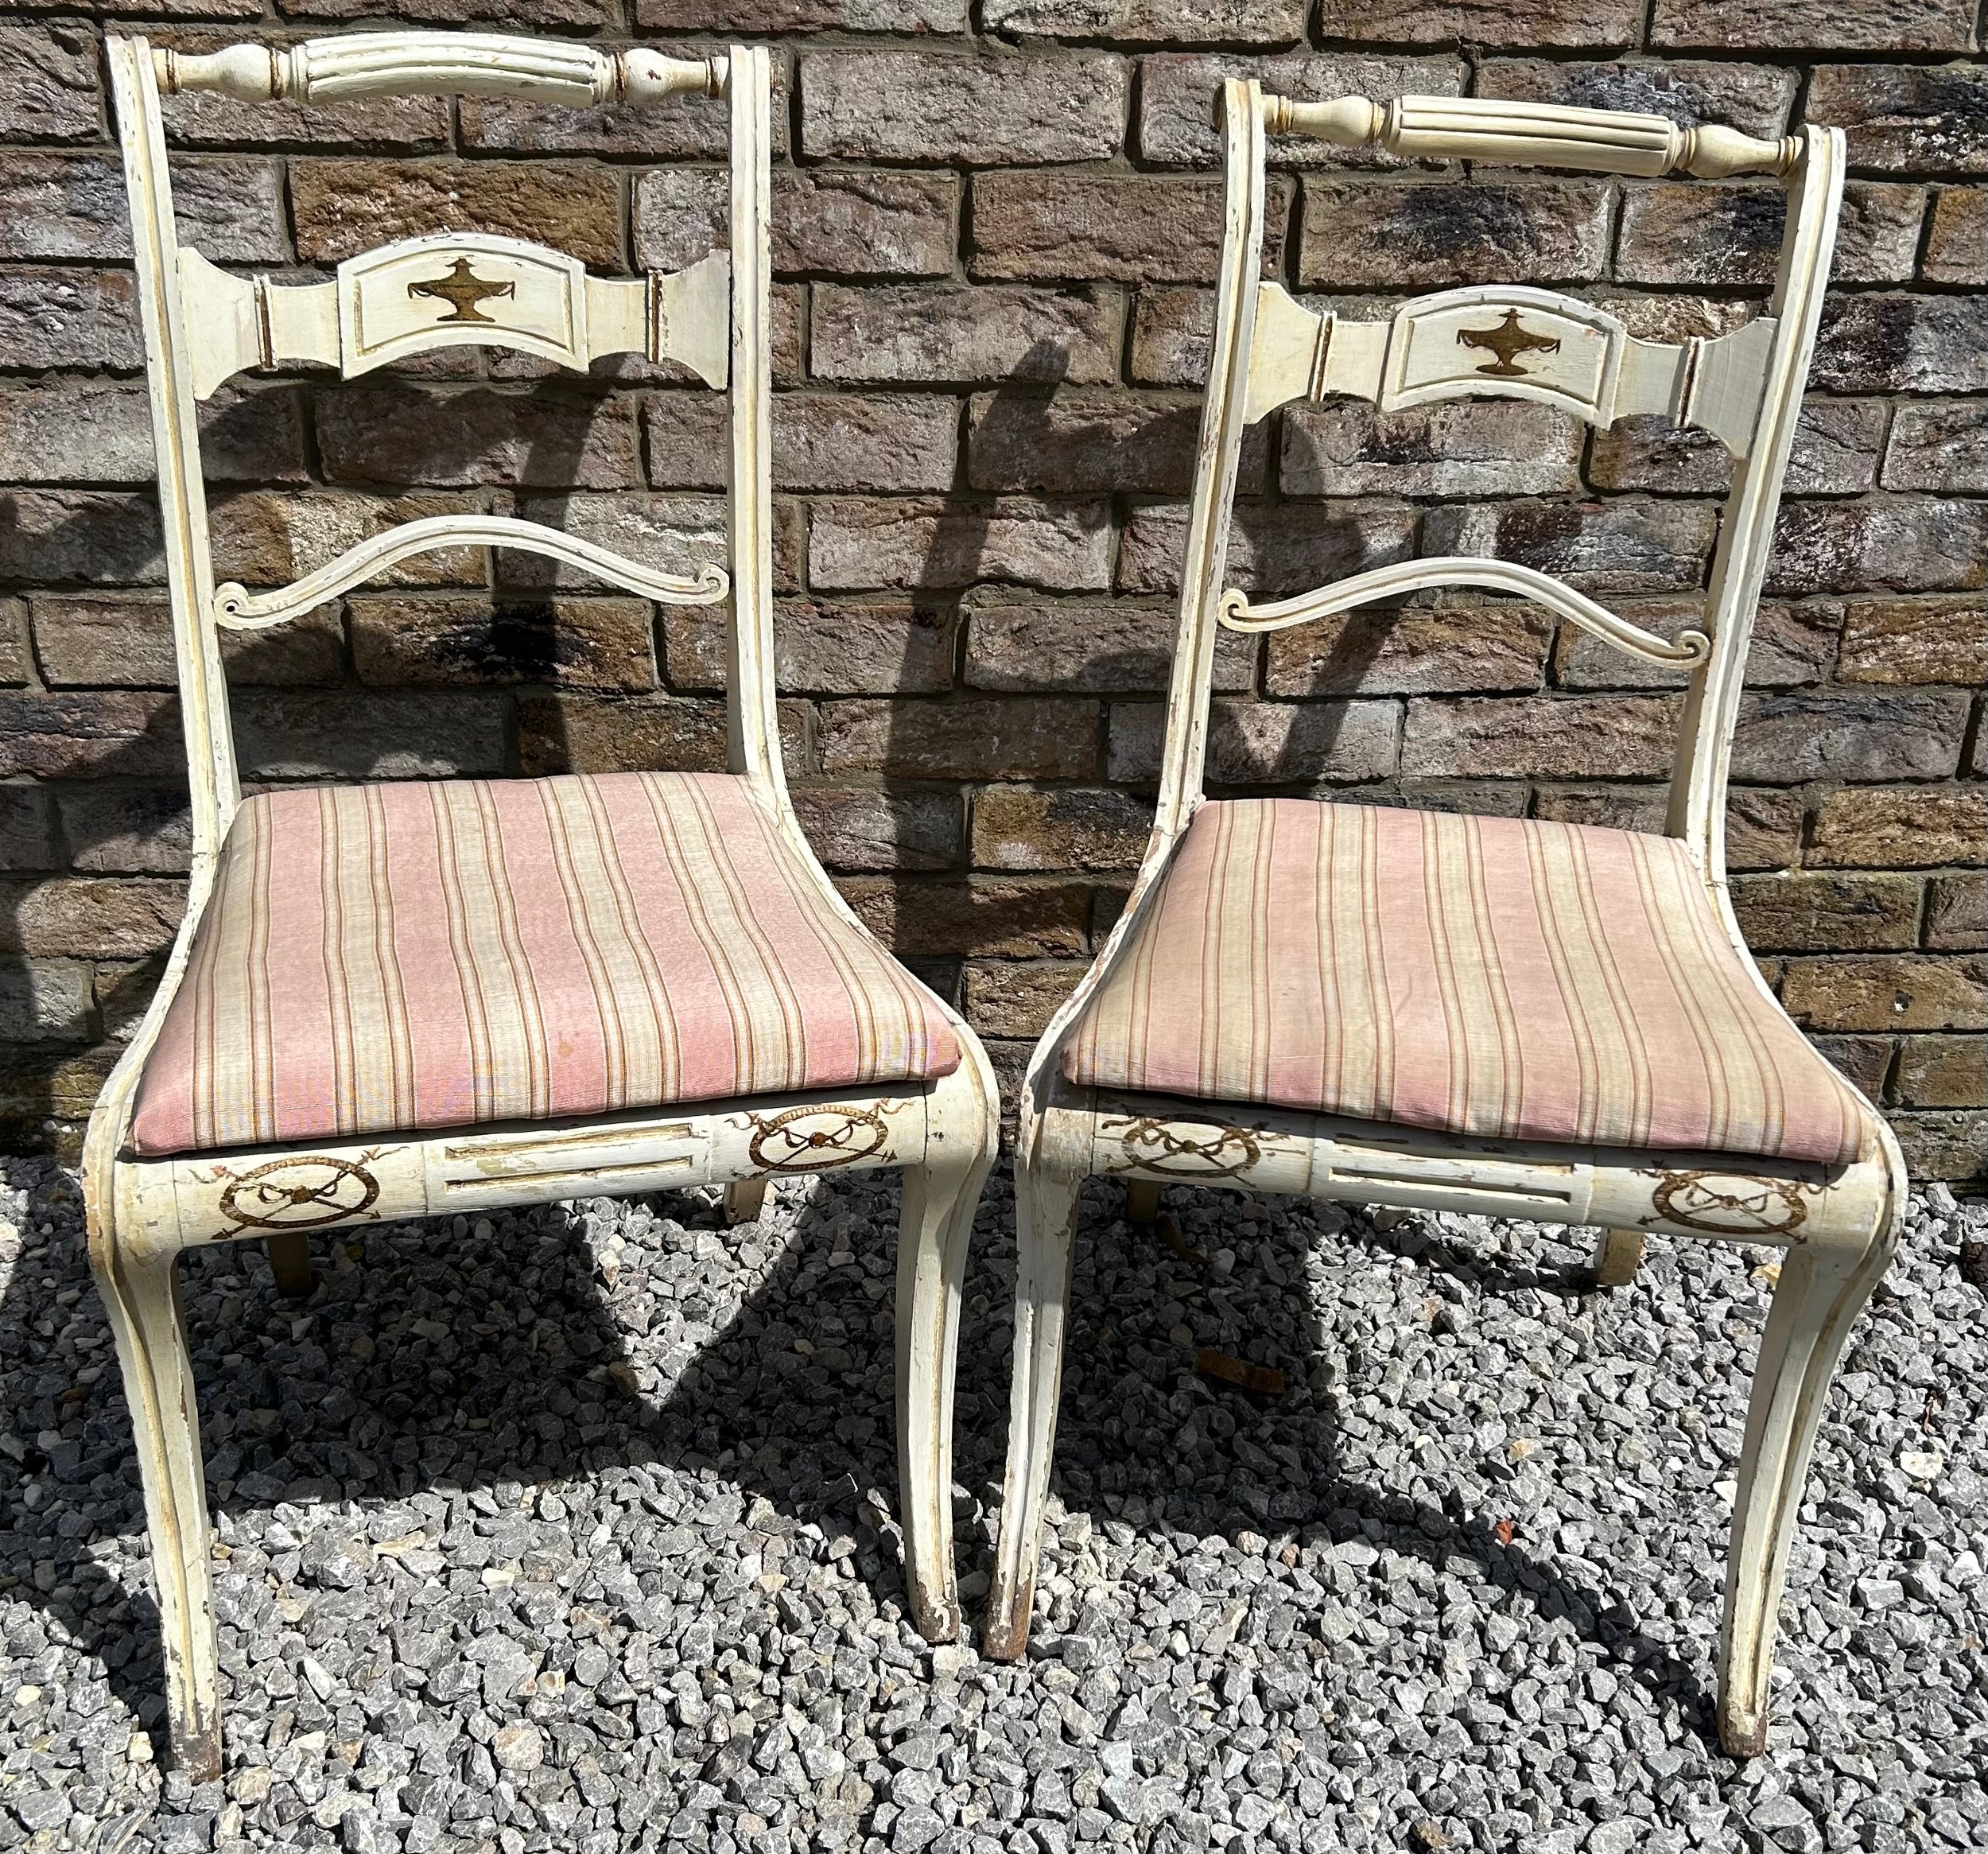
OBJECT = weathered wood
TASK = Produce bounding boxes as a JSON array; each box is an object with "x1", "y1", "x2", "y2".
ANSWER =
[
  {"x1": 1124, "y1": 1180, "x2": 1162, "y2": 1223},
  {"x1": 985, "y1": 81, "x2": 1901, "y2": 1774},
  {"x1": 723, "y1": 1180, "x2": 770, "y2": 1225},
  {"x1": 1591, "y1": 1226, "x2": 1647, "y2": 1287},
  {"x1": 94, "y1": 34, "x2": 997, "y2": 1782}
]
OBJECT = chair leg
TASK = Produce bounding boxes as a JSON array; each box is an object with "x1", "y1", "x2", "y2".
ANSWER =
[
  {"x1": 895, "y1": 1096, "x2": 997, "y2": 1646},
  {"x1": 1124, "y1": 1179, "x2": 1161, "y2": 1223},
  {"x1": 984, "y1": 1160, "x2": 1083, "y2": 1661},
  {"x1": 87, "y1": 1226, "x2": 221, "y2": 1781},
  {"x1": 265, "y1": 1231, "x2": 313, "y2": 1298},
  {"x1": 724, "y1": 1180, "x2": 771, "y2": 1226},
  {"x1": 1716, "y1": 1211, "x2": 1896, "y2": 1757},
  {"x1": 1591, "y1": 1226, "x2": 1644, "y2": 1288}
]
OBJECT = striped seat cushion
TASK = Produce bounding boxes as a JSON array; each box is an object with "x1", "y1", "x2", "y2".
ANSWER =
[
  {"x1": 130, "y1": 772, "x2": 960, "y2": 1158},
  {"x1": 1065, "y1": 799, "x2": 1870, "y2": 1167}
]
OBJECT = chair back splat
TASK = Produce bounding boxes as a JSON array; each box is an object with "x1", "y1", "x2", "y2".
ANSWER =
[
  {"x1": 985, "y1": 84, "x2": 1908, "y2": 1773},
  {"x1": 87, "y1": 32, "x2": 997, "y2": 1782}
]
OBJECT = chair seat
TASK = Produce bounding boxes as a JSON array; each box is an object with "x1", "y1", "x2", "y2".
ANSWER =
[
  {"x1": 1064, "y1": 799, "x2": 1870, "y2": 1168},
  {"x1": 130, "y1": 772, "x2": 960, "y2": 1158}
]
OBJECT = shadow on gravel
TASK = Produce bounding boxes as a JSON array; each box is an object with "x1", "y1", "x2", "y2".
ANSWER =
[{"x1": 0, "y1": 1155, "x2": 1714, "y2": 1763}]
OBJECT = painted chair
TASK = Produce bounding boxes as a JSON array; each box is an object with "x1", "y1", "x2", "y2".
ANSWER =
[
  {"x1": 92, "y1": 32, "x2": 997, "y2": 1779},
  {"x1": 984, "y1": 82, "x2": 1905, "y2": 1760}
]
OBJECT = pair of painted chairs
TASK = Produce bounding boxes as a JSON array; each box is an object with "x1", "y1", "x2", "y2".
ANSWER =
[{"x1": 88, "y1": 31, "x2": 1901, "y2": 1778}]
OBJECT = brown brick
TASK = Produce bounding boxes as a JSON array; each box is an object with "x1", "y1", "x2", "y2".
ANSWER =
[
  {"x1": 1130, "y1": 288, "x2": 1214, "y2": 388},
  {"x1": 1811, "y1": 787, "x2": 1987, "y2": 870},
  {"x1": 666, "y1": 601, "x2": 955, "y2": 697},
  {"x1": 235, "y1": 692, "x2": 507, "y2": 781},
  {"x1": 1588, "y1": 399, "x2": 1884, "y2": 499},
  {"x1": 1552, "y1": 599, "x2": 1838, "y2": 690},
  {"x1": 640, "y1": 393, "x2": 729, "y2": 492},
  {"x1": 0, "y1": 153, "x2": 282, "y2": 262},
  {"x1": 1766, "y1": 499, "x2": 1988, "y2": 597},
  {"x1": 1730, "y1": 690, "x2": 1969, "y2": 783},
  {"x1": 58, "y1": 788, "x2": 195, "y2": 876},
  {"x1": 1282, "y1": 401, "x2": 1582, "y2": 499},
  {"x1": 1928, "y1": 874, "x2": 1988, "y2": 950},
  {"x1": 1109, "y1": 698, "x2": 1401, "y2": 785},
  {"x1": 291, "y1": 160, "x2": 620, "y2": 266},
  {"x1": 812, "y1": 285, "x2": 1121, "y2": 387},
  {"x1": 0, "y1": 789, "x2": 60, "y2": 872},
  {"x1": 1924, "y1": 188, "x2": 1986, "y2": 286},
  {"x1": 315, "y1": 385, "x2": 638, "y2": 491},
  {"x1": 0, "y1": 267, "x2": 139, "y2": 371},
  {"x1": 1780, "y1": 956, "x2": 1987, "y2": 1033},
  {"x1": 1893, "y1": 1109, "x2": 1988, "y2": 1180},
  {"x1": 1896, "y1": 1036, "x2": 1987, "y2": 1108},
  {"x1": 1476, "y1": 58, "x2": 1796, "y2": 140},
  {"x1": 841, "y1": 875, "x2": 1090, "y2": 958},
  {"x1": 775, "y1": 171, "x2": 956, "y2": 278},
  {"x1": 962, "y1": 958, "x2": 1085, "y2": 1040},
  {"x1": 1805, "y1": 64, "x2": 1988, "y2": 174},
  {"x1": 965, "y1": 603, "x2": 1253, "y2": 694},
  {"x1": 1141, "y1": 54, "x2": 1465, "y2": 169},
  {"x1": 33, "y1": 594, "x2": 344, "y2": 689},
  {"x1": 1809, "y1": 1033, "x2": 1893, "y2": 1099},
  {"x1": 0, "y1": 959, "x2": 91, "y2": 1044},
  {"x1": 1119, "y1": 499, "x2": 1417, "y2": 598},
  {"x1": 640, "y1": 0, "x2": 964, "y2": 29},
  {"x1": 971, "y1": 172, "x2": 1287, "y2": 286},
  {"x1": 1618, "y1": 182, "x2": 1924, "y2": 288},
  {"x1": 1532, "y1": 784, "x2": 1802, "y2": 870},
  {"x1": 0, "y1": 692, "x2": 181, "y2": 779},
  {"x1": 1266, "y1": 604, "x2": 1551, "y2": 697},
  {"x1": 1835, "y1": 595, "x2": 1988, "y2": 686},
  {"x1": 1423, "y1": 499, "x2": 1717, "y2": 595},
  {"x1": 1402, "y1": 694, "x2": 1680, "y2": 779},
  {"x1": 518, "y1": 693, "x2": 736, "y2": 778},
  {"x1": 1730, "y1": 873, "x2": 1922, "y2": 953},
  {"x1": 788, "y1": 788, "x2": 961, "y2": 873},
  {"x1": 0, "y1": 25, "x2": 100, "y2": 144},
  {"x1": 349, "y1": 596, "x2": 654, "y2": 691},
  {"x1": 0, "y1": 879, "x2": 185, "y2": 960},
  {"x1": 1811, "y1": 294, "x2": 1988, "y2": 395},
  {"x1": 786, "y1": 395, "x2": 964, "y2": 496},
  {"x1": 1317, "y1": 0, "x2": 1639, "y2": 45},
  {"x1": 462, "y1": 73, "x2": 779, "y2": 161},
  {"x1": 969, "y1": 392, "x2": 1266, "y2": 497},
  {"x1": 809, "y1": 497, "x2": 1112, "y2": 594},
  {"x1": 801, "y1": 52, "x2": 1128, "y2": 165},
  {"x1": 971, "y1": 785, "x2": 1151, "y2": 872},
  {"x1": 0, "y1": 489, "x2": 161, "y2": 586},
  {"x1": 1299, "y1": 180, "x2": 1610, "y2": 288},
  {"x1": 0, "y1": 600, "x2": 25, "y2": 688},
  {"x1": 1882, "y1": 401, "x2": 1988, "y2": 494},
  {"x1": 1654, "y1": 0, "x2": 1975, "y2": 50},
  {"x1": 0, "y1": 381, "x2": 309, "y2": 487},
  {"x1": 821, "y1": 698, "x2": 1098, "y2": 780},
  {"x1": 502, "y1": 493, "x2": 747, "y2": 593},
  {"x1": 210, "y1": 491, "x2": 487, "y2": 591}
]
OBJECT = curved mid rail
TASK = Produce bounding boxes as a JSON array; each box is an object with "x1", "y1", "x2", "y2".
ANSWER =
[
  {"x1": 1217, "y1": 555, "x2": 1712, "y2": 670},
  {"x1": 213, "y1": 514, "x2": 732, "y2": 630}
]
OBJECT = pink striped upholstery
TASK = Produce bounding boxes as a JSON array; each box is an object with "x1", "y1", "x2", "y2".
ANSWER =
[
  {"x1": 1066, "y1": 800, "x2": 1870, "y2": 1166},
  {"x1": 130, "y1": 772, "x2": 960, "y2": 1158}
]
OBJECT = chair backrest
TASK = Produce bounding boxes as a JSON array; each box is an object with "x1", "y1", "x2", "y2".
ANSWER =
[
  {"x1": 1161, "y1": 82, "x2": 1846, "y2": 892},
  {"x1": 107, "y1": 31, "x2": 778, "y2": 907}
]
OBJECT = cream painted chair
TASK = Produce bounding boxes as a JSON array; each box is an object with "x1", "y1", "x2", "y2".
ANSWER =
[
  {"x1": 983, "y1": 83, "x2": 1905, "y2": 1760},
  {"x1": 93, "y1": 32, "x2": 997, "y2": 1779}
]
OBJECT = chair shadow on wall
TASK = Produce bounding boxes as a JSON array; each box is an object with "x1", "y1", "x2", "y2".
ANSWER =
[{"x1": 0, "y1": 358, "x2": 1711, "y2": 1774}]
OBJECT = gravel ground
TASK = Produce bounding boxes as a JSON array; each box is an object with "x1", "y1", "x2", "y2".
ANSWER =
[{"x1": 2, "y1": 1152, "x2": 1984, "y2": 1853}]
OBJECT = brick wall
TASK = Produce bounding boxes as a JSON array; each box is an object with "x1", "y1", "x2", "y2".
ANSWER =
[{"x1": 0, "y1": 2, "x2": 1982, "y2": 1180}]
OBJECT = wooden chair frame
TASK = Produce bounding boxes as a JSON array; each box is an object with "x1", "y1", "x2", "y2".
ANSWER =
[
  {"x1": 89, "y1": 32, "x2": 997, "y2": 1780},
  {"x1": 983, "y1": 83, "x2": 1907, "y2": 1761}
]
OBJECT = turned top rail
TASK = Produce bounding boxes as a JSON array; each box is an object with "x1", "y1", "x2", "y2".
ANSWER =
[
  {"x1": 153, "y1": 30, "x2": 726, "y2": 108},
  {"x1": 1260, "y1": 91, "x2": 1800, "y2": 181}
]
